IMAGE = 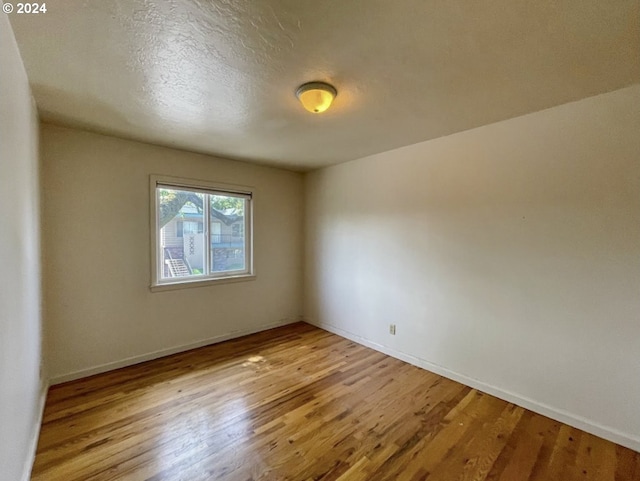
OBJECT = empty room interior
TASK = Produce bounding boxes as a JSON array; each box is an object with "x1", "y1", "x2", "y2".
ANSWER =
[{"x1": 1, "y1": 1, "x2": 640, "y2": 480}]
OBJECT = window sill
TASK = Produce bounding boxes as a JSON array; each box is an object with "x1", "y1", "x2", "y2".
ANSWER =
[{"x1": 150, "y1": 274, "x2": 256, "y2": 292}]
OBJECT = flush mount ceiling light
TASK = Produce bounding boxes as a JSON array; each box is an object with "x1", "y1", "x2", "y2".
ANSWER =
[{"x1": 296, "y1": 81, "x2": 337, "y2": 114}]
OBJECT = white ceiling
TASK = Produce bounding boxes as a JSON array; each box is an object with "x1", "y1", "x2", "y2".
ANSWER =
[{"x1": 9, "y1": 0, "x2": 640, "y2": 171}]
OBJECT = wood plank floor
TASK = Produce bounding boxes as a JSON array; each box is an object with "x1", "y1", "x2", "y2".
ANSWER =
[{"x1": 32, "y1": 323, "x2": 639, "y2": 481}]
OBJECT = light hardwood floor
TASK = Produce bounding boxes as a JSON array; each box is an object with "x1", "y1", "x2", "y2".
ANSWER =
[{"x1": 32, "y1": 323, "x2": 639, "y2": 480}]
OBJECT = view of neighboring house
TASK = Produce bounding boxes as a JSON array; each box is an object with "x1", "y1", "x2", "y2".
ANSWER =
[{"x1": 160, "y1": 203, "x2": 245, "y2": 278}]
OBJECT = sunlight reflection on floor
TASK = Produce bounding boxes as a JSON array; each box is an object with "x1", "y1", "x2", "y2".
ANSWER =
[{"x1": 153, "y1": 383, "x2": 253, "y2": 475}]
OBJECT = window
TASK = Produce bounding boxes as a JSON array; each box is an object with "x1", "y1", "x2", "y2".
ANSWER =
[
  {"x1": 151, "y1": 176, "x2": 253, "y2": 288},
  {"x1": 232, "y1": 223, "x2": 244, "y2": 238},
  {"x1": 176, "y1": 220, "x2": 202, "y2": 237}
]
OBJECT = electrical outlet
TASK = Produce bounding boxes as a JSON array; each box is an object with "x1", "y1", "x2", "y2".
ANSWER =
[{"x1": 389, "y1": 324, "x2": 396, "y2": 335}]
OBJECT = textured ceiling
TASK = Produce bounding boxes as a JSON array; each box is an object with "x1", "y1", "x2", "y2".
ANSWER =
[{"x1": 8, "y1": 0, "x2": 640, "y2": 171}]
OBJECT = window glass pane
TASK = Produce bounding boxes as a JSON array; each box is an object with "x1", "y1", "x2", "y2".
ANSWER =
[
  {"x1": 183, "y1": 221, "x2": 198, "y2": 234},
  {"x1": 158, "y1": 188, "x2": 205, "y2": 279},
  {"x1": 154, "y1": 180, "x2": 252, "y2": 286},
  {"x1": 210, "y1": 194, "x2": 246, "y2": 273}
]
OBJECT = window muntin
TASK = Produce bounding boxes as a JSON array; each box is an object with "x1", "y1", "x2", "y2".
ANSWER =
[{"x1": 154, "y1": 181, "x2": 252, "y2": 286}]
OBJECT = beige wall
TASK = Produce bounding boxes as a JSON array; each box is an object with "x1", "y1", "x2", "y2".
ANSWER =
[
  {"x1": 42, "y1": 124, "x2": 304, "y2": 382},
  {"x1": 304, "y1": 85, "x2": 640, "y2": 451},
  {"x1": 0, "y1": 15, "x2": 44, "y2": 481}
]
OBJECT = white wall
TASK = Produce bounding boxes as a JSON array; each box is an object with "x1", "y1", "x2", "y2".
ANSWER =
[
  {"x1": 42, "y1": 124, "x2": 304, "y2": 382},
  {"x1": 0, "y1": 14, "x2": 44, "y2": 481},
  {"x1": 304, "y1": 85, "x2": 640, "y2": 451}
]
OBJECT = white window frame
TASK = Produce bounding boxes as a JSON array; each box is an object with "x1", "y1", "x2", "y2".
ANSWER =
[{"x1": 150, "y1": 175, "x2": 255, "y2": 291}]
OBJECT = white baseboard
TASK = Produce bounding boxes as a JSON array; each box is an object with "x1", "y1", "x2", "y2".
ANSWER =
[
  {"x1": 21, "y1": 379, "x2": 49, "y2": 481},
  {"x1": 304, "y1": 318, "x2": 640, "y2": 453},
  {"x1": 50, "y1": 318, "x2": 299, "y2": 385}
]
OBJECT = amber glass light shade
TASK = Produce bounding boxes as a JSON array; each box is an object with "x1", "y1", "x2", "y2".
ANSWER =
[{"x1": 296, "y1": 82, "x2": 337, "y2": 113}]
